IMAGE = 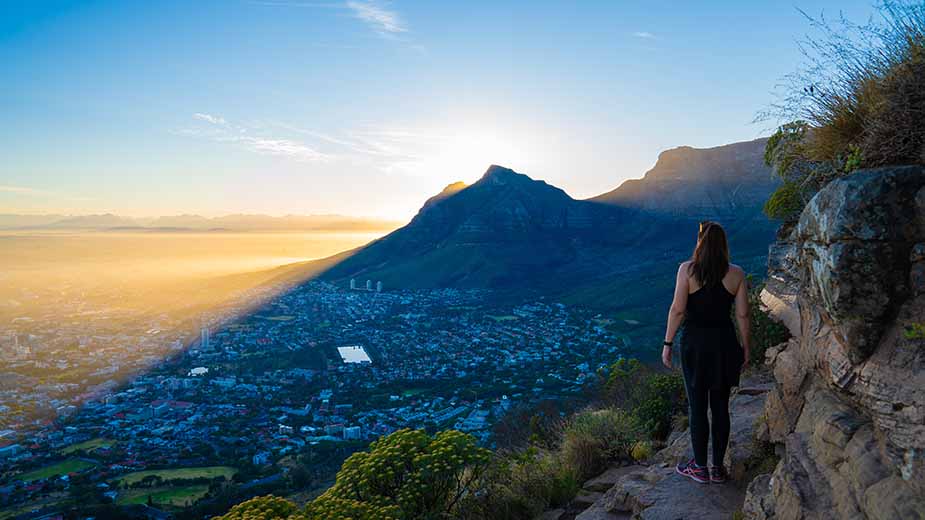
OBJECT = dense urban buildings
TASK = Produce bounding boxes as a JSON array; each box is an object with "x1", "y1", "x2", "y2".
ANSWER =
[{"x1": 0, "y1": 280, "x2": 632, "y2": 517}]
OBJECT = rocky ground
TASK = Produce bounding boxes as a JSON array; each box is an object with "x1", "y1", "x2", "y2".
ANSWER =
[{"x1": 538, "y1": 375, "x2": 774, "y2": 520}]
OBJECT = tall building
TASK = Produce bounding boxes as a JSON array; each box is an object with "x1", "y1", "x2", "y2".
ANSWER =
[
  {"x1": 376, "y1": 281, "x2": 383, "y2": 293},
  {"x1": 200, "y1": 325, "x2": 210, "y2": 351},
  {"x1": 350, "y1": 278, "x2": 356, "y2": 290},
  {"x1": 366, "y1": 279, "x2": 372, "y2": 291}
]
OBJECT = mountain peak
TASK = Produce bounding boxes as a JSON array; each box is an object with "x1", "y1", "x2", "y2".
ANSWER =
[
  {"x1": 480, "y1": 164, "x2": 521, "y2": 182},
  {"x1": 441, "y1": 181, "x2": 468, "y2": 194}
]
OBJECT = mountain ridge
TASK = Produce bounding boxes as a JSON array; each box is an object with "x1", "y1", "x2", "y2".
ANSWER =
[{"x1": 312, "y1": 138, "x2": 779, "y2": 309}]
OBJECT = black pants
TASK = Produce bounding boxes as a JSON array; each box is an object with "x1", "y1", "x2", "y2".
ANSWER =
[{"x1": 685, "y1": 382, "x2": 731, "y2": 467}]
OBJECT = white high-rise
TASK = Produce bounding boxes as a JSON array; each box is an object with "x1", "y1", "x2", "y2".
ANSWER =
[{"x1": 200, "y1": 325, "x2": 210, "y2": 351}]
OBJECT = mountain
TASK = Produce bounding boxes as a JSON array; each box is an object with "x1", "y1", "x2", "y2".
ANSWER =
[
  {"x1": 44, "y1": 213, "x2": 139, "y2": 229},
  {"x1": 591, "y1": 138, "x2": 776, "y2": 219},
  {"x1": 312, "y1": 140, "x2": 780, "y2": 312},
  {"x1": 0, "y1": 213, "x2": 402, "y2": 232}
]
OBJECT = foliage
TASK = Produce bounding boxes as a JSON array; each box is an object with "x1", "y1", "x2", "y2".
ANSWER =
[
  {"x1": 214, "y1": 495, "x2": 307, "y2": 520},
  {"x1": 903, "y1": 322, "x2": 925, "y2": 340},
  {"x1": 562, "y1": 408, "x2": 643, "y2": 480},
  {"x1": 491, "y1": 400, "x2": 572, "y2": 451},
  {"x1": 631, "y1": 440, "x2": 653, "y2": 462},
  {"x1": 304, "y1": 496, "x2": 400, "y2": 520},
  {"x1": 763, "y1": 180, "x2": 810, "y2": 221},
  {"x1": 308, "y1": 428, "x2": 491, "y2": 520},
  {"x1": 456, "y1": 450, "x2": 578, "y2": 520},
  {"x1": 760, "y1": 1, "x2": 925, "y2": 216},
  {"x1": 747, "y1": 282, "x2": 791, "y2": 369},
  {"x1": 740, "y1": 434, "x2": 781, "y2": 485},
  {"x1": 214, "y1": 429, "x2": 490, "y2": 520},
  {"x1": 600, "y1": 358, "x2": 686, "y2": 440}
]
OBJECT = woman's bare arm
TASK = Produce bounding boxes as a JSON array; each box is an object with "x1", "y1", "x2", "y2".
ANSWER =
[
  {"x1": 734, "y1": 268, "x2": 751, "y2": 368},
  {"x1": 662, "y1": 263, "x2": 689, "y2": 369}
]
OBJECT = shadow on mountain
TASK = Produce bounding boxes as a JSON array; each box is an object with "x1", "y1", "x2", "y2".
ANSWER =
[{"x1": 256, "y1": 138, "x2": 779, "y2": 315}]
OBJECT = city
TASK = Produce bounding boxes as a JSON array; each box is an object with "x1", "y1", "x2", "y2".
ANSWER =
[{"x1": 0, "y1": 279, "x2": 635, "y2": 517}]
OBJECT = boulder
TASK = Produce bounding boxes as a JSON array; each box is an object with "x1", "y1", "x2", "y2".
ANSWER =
[{"x1": 794, "y1": 165, "x2": 925, "y2": 362}]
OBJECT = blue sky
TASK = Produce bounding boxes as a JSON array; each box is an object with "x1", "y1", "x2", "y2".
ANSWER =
[{"x1": 0, "y1": 0, "x2": 876, "y2": 220}]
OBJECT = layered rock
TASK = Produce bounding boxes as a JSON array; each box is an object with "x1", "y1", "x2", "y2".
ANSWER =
[{"x1": 745, "y1": 166, "x2": 925, "y2": 520}]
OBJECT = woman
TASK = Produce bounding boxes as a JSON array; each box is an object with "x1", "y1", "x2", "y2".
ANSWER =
[{"x1": 661, "y1": 221, "x2": 750, "y2": 484}]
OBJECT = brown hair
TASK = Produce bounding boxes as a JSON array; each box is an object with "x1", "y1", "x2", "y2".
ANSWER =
[{"x1": 688, "y1": 221, "x2": 729, "y2": 288}]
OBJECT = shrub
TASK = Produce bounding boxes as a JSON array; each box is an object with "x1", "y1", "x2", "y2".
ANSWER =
[
  {"x1": 600, "y1": 358, "x2": 686, "y2": 440},
  {"x1": 308, "y1": 428, "x2": 491, "y2": 520},
  {"x1": 747, "y1": 282, "x2": 791, "y2": 369},
  {"x1": 562, "y1": 408, "x2": 643, "y2": 480},
  {"x1": 457, "y1": 450, "x2": 579, "y2": 520},
  {"x1": 215, "y1": 495, "x2": 307, "y2": 520},
  {"x1": 763, "y1": 179, "x2": 811, "y2": 221},
  {"x1": 631, "y1": 441, "x2": 653, "y2": 462}
]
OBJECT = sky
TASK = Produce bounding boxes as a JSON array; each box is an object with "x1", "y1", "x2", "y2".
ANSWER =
[{"x1": 0, "y1": 0, "x2": 878, "y2": 221}]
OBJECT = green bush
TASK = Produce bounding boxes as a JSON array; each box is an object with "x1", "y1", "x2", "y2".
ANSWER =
[
  {"x1": 600, "y1": 358, "x2": 686, "y2": 440},
  {"x1": 748, "y1": 283, "x2": 791, "y2": 369},
  {"x1": 457, "y1": 450, "x2": 578, "y2": 520},
  {"x1": 310, "y1": 428, "x2": 491, "y2": 520},
  {"x1": 214, "y1": 495, "x2": 307, "y2": 520},
  {"x1": 562, "y1": 408, "x2": 643, "y2": 480},
  {"x1": 631, "y1": 440, "x2": 653, "y2": 462},
  {"x1": 763, "y1": 180, "x2": 810, "y2": 221}
]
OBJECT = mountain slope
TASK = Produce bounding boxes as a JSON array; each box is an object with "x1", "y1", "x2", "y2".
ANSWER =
[
  {"x1": 310, "y1": 142, "x2": 780, "y2": 310},
  {"x1": 591, "y1": 138, "x2": 776, "y2": 219}
]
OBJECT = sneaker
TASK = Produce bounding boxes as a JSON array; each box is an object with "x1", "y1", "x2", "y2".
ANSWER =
[
  {"x1": 709, "y1": 465, "x2": 729, "y2": 483},
  {"x1": 676, "y1": 458, "x2": 710, "y2": 484}
]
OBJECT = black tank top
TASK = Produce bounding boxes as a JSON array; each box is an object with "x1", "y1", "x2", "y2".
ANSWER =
[
  {"x1": 686, "y1": 280, "x2": 735, "y2": 328},
  {"x1": 680, "y1": 277, "x2": 743, "y2": 390}
]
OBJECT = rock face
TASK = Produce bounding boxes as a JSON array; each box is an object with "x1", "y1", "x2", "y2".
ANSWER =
[
  {"x1": 591, "y1": 138, "x2": 777, "y2": 220},
  {"x1": 745, "y1": 166, "x2": 925, "y2": 520}
]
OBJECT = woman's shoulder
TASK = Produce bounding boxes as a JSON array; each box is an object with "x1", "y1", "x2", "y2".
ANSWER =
[{"x1": 727, "y1": 264, "x2": 747, "y2": 283}]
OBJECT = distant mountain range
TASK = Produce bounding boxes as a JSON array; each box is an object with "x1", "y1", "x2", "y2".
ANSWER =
[
  {"x1": 294, "y1": 138, "x2": 779, "y2": 313},
  {"x1": 0, "y1": 213, "x2": 402, "y2": 232}
]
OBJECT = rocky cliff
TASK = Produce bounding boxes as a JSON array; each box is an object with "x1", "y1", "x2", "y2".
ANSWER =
[{"x1": 746, "y1": 166, "x2": 925, "y2": 519}]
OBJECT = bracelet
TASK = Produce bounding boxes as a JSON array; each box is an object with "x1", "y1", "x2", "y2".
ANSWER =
[{"x1": 662, "y1": 340, "x2": 673, "y2": 347}]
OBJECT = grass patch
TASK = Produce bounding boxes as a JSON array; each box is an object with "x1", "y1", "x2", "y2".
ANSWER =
[
  {"x1": 113, "y1": 466, "x2": 236, "y2": 486},
  {"x1": 116, "y1": 485, "x2": 210, "y2": 507},
  {"x1": 487, "y1": 314, "x2": 519, "y2": 322},
  {"x1": 17, "y1": 459, "x2": 95, "y2": 482},
  {"x1": 59, "y1": 437, "x2": 114, "y2": 454},
  {"x1": 0, "y1": 497, "x2": 67, "y2": 520}
]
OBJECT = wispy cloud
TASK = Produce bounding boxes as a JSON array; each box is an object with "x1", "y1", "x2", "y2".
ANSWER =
[
  {"x1": 193, "y1": 112, "x2": 227, "y2": 125},
  {"x1": 632, "y1": 31, "x2": 656, "y2": 39},
  {"x1": 345, "y1": 1, "x2": 407, "y2": 37},
  {"x1": 180, "y1": 114, "x2": 330, "y2": 162},
  {"x1": 252, "y1": 0, "x2": 410, "y2": 41}
]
